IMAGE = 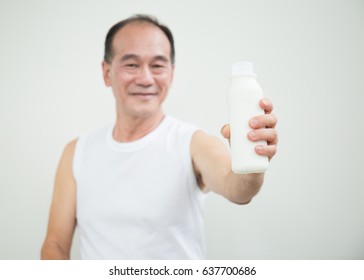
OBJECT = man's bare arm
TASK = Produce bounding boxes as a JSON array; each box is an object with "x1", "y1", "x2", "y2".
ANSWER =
[
  {"x1": 191, "y1": 98, "x2": 277, "y2": 204},
  {"x1": 41, "y1": 140, "x2": 77, "y2": 259}
]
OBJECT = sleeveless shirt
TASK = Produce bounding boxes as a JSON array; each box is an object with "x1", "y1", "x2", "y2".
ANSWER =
[{"x1": 73, "y1": 116, "x2": 206, "y2": 259}]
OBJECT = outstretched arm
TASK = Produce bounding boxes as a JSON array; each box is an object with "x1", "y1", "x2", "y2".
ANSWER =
[{"x1": 191, "y1": 98, "x2": 278, "y2": 204}]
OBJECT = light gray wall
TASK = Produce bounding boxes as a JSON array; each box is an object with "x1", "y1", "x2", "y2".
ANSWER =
[{"x1": 0, "y1": 0, "x2": 363, "y2": 259}]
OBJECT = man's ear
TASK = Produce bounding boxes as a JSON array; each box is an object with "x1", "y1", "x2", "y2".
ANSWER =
[
  {"x1": 169, "y1": 64, "x2": 175, "y2": 85},
  {"x1": 102, "y1": 61, "x2": 111, "y2": 87}
]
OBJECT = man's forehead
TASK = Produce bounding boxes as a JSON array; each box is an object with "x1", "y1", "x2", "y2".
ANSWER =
[
  {"x1": 112, "y1": 23, "x2": 171, "y2": 57},
  {"x1": 114, "y1": 22, "x2": 167, "y2": 43}
]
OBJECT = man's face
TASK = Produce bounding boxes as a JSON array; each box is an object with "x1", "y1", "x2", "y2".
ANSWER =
[{"x1": 102, "y1": 22, "x2": 174, "y2": 119}]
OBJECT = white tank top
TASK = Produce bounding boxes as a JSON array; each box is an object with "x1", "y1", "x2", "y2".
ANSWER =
[{"x1": 73, "y1": 116, "x2": 206, "y2": 259}]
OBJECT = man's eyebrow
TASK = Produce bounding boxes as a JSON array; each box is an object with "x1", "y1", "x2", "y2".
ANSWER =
[
  {"x1": 120, "y1": 54, "x2": 139, "y2": 62},
  {"x1": 153, "y1": 55, "x2": 169, "y2": 63},
  {"x1": 120, "y1": 54, "x2": 170, "y2": 62}
]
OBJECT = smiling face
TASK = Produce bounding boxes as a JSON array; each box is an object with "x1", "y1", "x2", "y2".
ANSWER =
[{"x1": 102, "y1": 22, "x2": 174, "y2": 120}]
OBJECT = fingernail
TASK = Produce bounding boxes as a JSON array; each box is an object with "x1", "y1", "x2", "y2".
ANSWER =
[
  {"x1": 249, "y1": 131, "x2": 256, "y2": 139},
  {"x1": 256, "y1": 146, "x2": 263, "y2": 152},
  {"x1": 250, "y1": 119, "x2": 259, "y2": 127}
]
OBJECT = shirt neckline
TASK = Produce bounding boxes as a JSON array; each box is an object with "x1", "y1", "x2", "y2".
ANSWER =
[{"x1": 106, "y1": 115, "x2": 170, "y2": 153}]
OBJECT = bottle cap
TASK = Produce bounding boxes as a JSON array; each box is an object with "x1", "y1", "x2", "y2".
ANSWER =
[{"x1": 231, "y1": 61, "x2": 256, "y2": 77}]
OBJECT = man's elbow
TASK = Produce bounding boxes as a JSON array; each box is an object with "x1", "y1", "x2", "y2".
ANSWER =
[
  {"x1": 41, "y1": 240, "x2": 70, "y2": 260},
  {"x1": 231, "y1": 198, "x2": 253, "y2": 205}
]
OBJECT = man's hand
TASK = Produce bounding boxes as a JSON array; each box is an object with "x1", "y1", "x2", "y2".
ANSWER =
[{"x1": 221, "y1": 98, "x2": 278, "y2": 160}]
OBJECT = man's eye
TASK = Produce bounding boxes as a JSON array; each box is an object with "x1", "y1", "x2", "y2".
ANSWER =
[
  {"x1": 152, "y1": 64, "x2": 164, "y2": 69},
  {"x1": 126, "y1": 64, "x2": 138, "y2": 68}
]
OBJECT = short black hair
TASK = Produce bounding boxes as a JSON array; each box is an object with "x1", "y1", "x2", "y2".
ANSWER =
[{"x1": 104, "y1": 14, "x2": 175, "y2": 65}]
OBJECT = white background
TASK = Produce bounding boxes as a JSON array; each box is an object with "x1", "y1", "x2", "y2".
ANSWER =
[{"x1": 0, "y1": 0, "x2": 363, "y2": 259}]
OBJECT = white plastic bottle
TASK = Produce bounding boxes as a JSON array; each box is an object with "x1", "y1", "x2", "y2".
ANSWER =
[{"x1": 227, "y1": 62, "x2": 269, "y2": 174}]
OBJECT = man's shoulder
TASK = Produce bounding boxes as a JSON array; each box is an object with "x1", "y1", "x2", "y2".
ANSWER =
[
  {"x1": 166, "y1": 115, "x2": 201, "y2": 134},
  {"x1": 61, "y1": 138, "x2": 78, "y2": 159}
]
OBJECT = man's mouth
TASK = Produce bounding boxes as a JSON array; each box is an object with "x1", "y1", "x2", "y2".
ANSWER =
[
  {"x1": 130, "y1": 92, "x2": 157, "y2": 96},
  {"x1": 129, "y1": 92, "x2": 158, "y2": 99}
]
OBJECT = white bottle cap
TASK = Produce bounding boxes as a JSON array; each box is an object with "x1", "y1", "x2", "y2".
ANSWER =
[{"x1": 231, "y1": 61, "x2": 256, "y2": 77}]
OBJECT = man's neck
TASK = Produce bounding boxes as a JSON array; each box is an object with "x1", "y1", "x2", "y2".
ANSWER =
[{"x1": 112, "y1": 111, "x2": 165, "y2": 142}]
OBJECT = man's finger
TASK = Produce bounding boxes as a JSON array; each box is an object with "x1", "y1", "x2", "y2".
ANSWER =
[
  {"x1": 248, "y1": 128, "x2": 278, "y2": 145},
  {"x1": 250, "y1": 113, "x2": 277, "y2": 129},
  {"x1": 255, "y1": 144, "x2": 277, "y2": 160},
  {"x1": 220, "y1": 124, "x2": 230, "y2": 139},
  {"x1": 259, "y1": 98, "x2": 273, "y2": 114}
]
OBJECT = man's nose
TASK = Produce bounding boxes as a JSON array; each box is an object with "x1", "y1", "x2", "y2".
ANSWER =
[{"x1": 135, "y1": 66, "x2": 154, "y2": 87}]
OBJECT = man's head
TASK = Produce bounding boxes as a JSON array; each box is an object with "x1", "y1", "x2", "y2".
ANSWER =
[
  {"x1": 102, "y1": 15, "x2": 175, "y2": 119},
  {"x1": 104, "y1": 14, "x2": 175, "y2": 65}
]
